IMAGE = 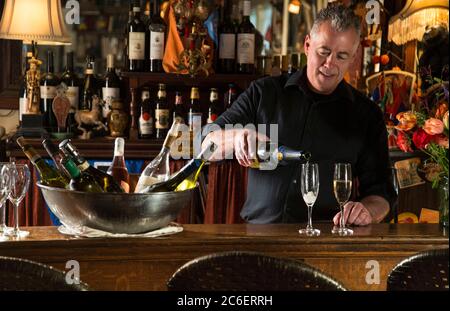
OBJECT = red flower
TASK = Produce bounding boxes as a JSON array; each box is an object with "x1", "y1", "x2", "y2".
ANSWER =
[
  {"x1": 412, "y1": 128, "x2": 433, "y2": 149},
  {"x1": 396, "y1": 131, "x2": 413, "y2": 152}
]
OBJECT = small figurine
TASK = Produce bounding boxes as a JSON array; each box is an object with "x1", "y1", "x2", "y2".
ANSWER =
[
  {"x1": 26, "y1": 56, "x2": 42, "y2": 114},
  {"x1": 75, "y1": 95, "x2": 108, "y2": 139},
  {"x1": 52, "y1": 83, "x2": 71, "y2": 133}
]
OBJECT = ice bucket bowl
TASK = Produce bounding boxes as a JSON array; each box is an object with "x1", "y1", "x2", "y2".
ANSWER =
[{"x1": 37, "y1": 182, "x2": 196, "y2": 234}]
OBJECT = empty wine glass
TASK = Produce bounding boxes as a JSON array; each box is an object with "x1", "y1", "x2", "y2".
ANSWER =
[
  {"x1": 299, "y1": 163, "x2": 320, "y2": 236},
  {"x1": 0, "y1": 163, "x2": 12, "y2": 240},
  {"x1": 6, "y1": 163, "x2": 30, "y2": 238},
  {"x1": 332, "y1": 163, "x2": 353, "y2": 236}
]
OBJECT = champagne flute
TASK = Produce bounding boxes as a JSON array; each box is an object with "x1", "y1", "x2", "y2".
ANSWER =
[
  {"x1": 6, "y1": 164, "x2": 30, "y2": 238},
  {"x1": 299, "y1": 163, "x2": 320, "y2": 236},
  {"x1": 332, "y1": 163, "x2": 353, "y2": 236},
  {"x1": 0, "y1": 163, "x2": 12, "y2": 240}
]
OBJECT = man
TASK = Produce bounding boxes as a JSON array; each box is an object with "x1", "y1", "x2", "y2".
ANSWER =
[{"x1": 203, "y1": 4, "x2": 392, "y2": 226}]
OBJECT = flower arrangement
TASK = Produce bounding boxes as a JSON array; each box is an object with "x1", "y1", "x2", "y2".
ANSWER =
[{"x1": 395, "y1": 76, "x2": 449, "y2": 189}]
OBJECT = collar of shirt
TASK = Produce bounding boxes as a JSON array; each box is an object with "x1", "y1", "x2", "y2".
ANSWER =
[{"x1": 283, "y1": 67, "x2": 355, "y2": 104}]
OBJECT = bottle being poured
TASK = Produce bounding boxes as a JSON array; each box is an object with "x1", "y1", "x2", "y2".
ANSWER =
[
  {"x1": 250, "y1": 142, "x2": 311, "y2": 170},
  {"x1": 138, "y1": 141, "x2": 217, "y2": 193}
]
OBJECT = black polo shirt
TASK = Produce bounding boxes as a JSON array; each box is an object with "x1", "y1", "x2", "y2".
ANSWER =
[{"x1": 206, "y1": 68, "x2": 392, "y2": 224}]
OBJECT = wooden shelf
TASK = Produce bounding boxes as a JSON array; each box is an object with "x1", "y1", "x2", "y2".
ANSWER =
[
  {"x1": 6, "y1": 137, "x2": 165, "y2": 160},
  {"x1": 121, "y1": 72, "x2": 263, "y2": 90}
]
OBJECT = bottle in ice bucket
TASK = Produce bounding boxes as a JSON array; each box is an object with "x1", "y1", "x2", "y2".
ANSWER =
[
  {"x1": 107, "y1": 138, "x2": 130, "y2": 193},
  {"x1": 62, "y1": 156, "x2": 104, "y2": 193},
  {"x1": 16, "y1": 136, "x2": 69, "y2": 188},
  {"x1": 59, "y1": 139, "x2": 124, "y2": 193},
  {"x1": 250, "y1": 142, "x2": 311, "y2": 170},
  {"x1": 134, "y1": 119, "x2": 183, "y2": 193},
  {"x1": 138, "y1": 141, "x2": 217, "y2": 193}
]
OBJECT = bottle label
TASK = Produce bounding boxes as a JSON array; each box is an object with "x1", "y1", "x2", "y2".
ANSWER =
[
  {"x1": 139, "y1": 112, "x2": 154, "y2": 135},
  {"x1": 19, "y1": 97, "x2": 28, "y2": 120},
  {"x1": 237, "y1": 33, "x2": 255, "y2": 64},
  {"x1": 207, "y1": 113, "x2": 218, "y2": 124},
  {"x1": 219, "y1": 34, "x2": 236, "y2": 59},
  {"x1": 150, "y1": 31, "x2": 165, "y2": 60},
  {"x1": 129, "y1": 32, "x2": 146, "y2": 60},
  {"x1": 66, "y1": 86, "x2": 79, "y2": 113},
  {"x1": 102, "y1": 87, "x2": 120, "y2": 118},
  {"x1": 155, "y1": 109, "x2": 170, "y2": 129},
  {"x1": 40, "y1": 86, "x2": 57, "y2": 99}
]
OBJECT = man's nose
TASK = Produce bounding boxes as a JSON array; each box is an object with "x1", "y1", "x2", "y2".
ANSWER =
[{"x1": 323, "y1": 54, "x2": 337, "y2": 68}]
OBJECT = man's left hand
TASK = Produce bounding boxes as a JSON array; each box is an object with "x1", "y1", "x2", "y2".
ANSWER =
[{"x1": 333, "y1": 201, "x2": 373, "y2": 226}]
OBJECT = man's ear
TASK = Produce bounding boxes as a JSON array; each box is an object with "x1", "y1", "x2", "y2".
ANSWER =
[{"x1": 304, "y1": 34, "x2": 311, "y2": 56}]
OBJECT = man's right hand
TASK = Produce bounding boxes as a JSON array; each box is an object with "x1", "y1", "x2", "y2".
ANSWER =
[{"x1": 202, "y1": 129, "x2": 269, "y2": 166}]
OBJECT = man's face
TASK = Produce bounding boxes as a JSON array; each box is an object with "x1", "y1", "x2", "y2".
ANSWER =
[{"x1": 304, "y1": 21, "x2": 359, "y2": 95}]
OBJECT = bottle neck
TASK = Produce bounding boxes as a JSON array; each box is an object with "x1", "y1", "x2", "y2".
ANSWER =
[
  {"x1": 47, "y1": 53, "x2": 54, "y2": 73},
  {"x1": 63, "y1": 159, "x2": 81, "y2": 179},
  {"x1": 114, "y1": 138, "x2": 125, "y2": 157}
]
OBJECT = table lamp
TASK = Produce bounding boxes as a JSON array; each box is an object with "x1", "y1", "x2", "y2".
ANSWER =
[{"x1": 0, "y1": 0, "x2": 71, "y2": 137}]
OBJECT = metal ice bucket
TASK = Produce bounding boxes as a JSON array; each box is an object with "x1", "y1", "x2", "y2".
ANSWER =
[{"x1": 37, "y1": 182, "x2": 195, "y2": 234}]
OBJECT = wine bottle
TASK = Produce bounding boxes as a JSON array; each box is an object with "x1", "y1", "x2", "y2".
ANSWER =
[
  {"x1": 134, "y1": 119, "x2": 183, "y2": 193},
  {"x1": 62, "y1": 157, "x2": 104, "y2": 193},
  {"x1": 139, "y1": 87, "x2": 155, "y2": 139},
  {"x1": 218, "y1": 1, "x2": 236, "y2": 73},
  {"x1": 172, "y1": 91, "x2": 186, "y2": 124},
  {"x1": 107, "y1": 138, "x2": 130, "y2": 193},
  {"x1": 237, "y1": 0, "x2": 255, "y2": 74},
  {"x1": 42, "y1": 138, "x2": 71, "y2": 179},
  {"x1": 61, "y1": 52, "x2": 80, "y2": 135},
  {"x1": 80, "y1": 56, "x2": 98, "y2": 111},
  {"x1": 207, "y1": 88, "x2": 220, "y2": 124},
  {"x1": 19, "y1": 50, "x2": 33, "y2": 124},
  {"x1": 249, "y1": 142, "x2": 311, "y2": 170},
  {"x1": 148, "y1": 0, "x2": 166, "y2": 73},
  {"x1": 127, "y1": 0, "x2": 146, "y2": 72},
  {"x1": 224, "y1": 83, "x2": 237, "y2": 110},
  {"x1": 16, "y1": 136, "x2": 69, "y2": 188},
  {"x1": 40, "y1": 50, "x2": 59, "y2": 132},
  {"x1": 102, "y1": 54, "x2": 121, "y2": 120},
  {"x1": 138, "y1": 141, "x2": 217, "y2": 193},
  {"x1": 154, "y1": 83, "x2": 170, "y2": 139},
  {"x1": 59, "y1": 139, "x2": 124, "y2": 193},
  {"x1": 188, "y1": 87, "x2": 202, "y2": 130},
  {"x1": 288, "y1": 53, "x2": 299, "y2": 75}
]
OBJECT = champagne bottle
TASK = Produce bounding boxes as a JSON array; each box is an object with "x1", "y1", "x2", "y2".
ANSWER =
[
  {"x1": 134, "y1": 120, "x2": 183, "y2": 193},
  {"x1": 127, "y1": 0, "x2": 146, "y2": 72},
  {"x1": 80, "y1": 56, "x2": 98, "y2": 111},
  {"x1": 42, "y1": 138, "x2": 71, "y2": 179},
  {"x1": 250, "y1": 142, "x2": 311, "y2": 170},
  {"x1": 40, "y1": 50, "x2": 59, "y2": 132},
  {"x1": 59, "y1": 139, "x2": 124, "y2": 193},
  {"x1": 188, "y1": 87, "x2": 202, "y2": 130},
  {"x1": 139, "y1": 87, "x2": 155, "y2": 138},
  {"x1": 154, "y1": 83, "x2": 170, "y2": 139},
  {"x1": 16, "y1": 137, "x2": 69, "y2": 188},
  {"x1": 139, "y1": 141, "x2": 217, "y2": 193},
  {"x1": 224, "y1": 83, "x2": 237, "y2": 110},
  {"x1": 172, "y1": 91, "x2": 186, "y2": 124},
  {"x1": 237, "y1": 0, "x2": 255, "y2": 74},
  {"x1": 148, "y1": 0, "x2": 166, "y2": 73},
  {"x1": 62, "y1": 157, "x2": 104, "y2": 193},
  {"x1": 207, "y1": 88, "x2": 220, "y2": 124},
  {"x1": 61, "y1": 52, "x2": 80, "y2": 135},
  {"x1": 102, "y1": 54, "x2": 121, "y2": 120},
  {"x1": 107, "y1": 138, "x2": 130, "y2": 193},
  {"x1": 218, "y1": 1, "x2": 236, "y2": 73}
]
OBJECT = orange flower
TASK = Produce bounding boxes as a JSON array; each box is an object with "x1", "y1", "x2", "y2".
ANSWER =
[
  {"x1": 395, "y1": 111, "x2": 417, "y2": 131},
  {"x1": 380, "y1": 54, "x2": 390, "y2": 65},
  {"x1": 435, "y1": 101, "x2": 448, "y2": 119},
  {"x1": 443, "y1": 111, "x2": 449, "y2": 129},
  {"x1": 423, "y1": 118, "x2": 444, "y2": 135},
  {"x1": 433, "y1": 134, "x2": 449, "y2": 149}
]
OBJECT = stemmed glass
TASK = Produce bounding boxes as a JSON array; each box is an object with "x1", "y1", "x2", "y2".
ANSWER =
[
  {"x1": 332, "y1": 163, "x2": 353, "y2": 236},
  {"x1": 299, "y1": 163, "x2": 320, "y2": 236},
  {"x1": 7, "y1": 164, "x2": 30, "y2": 238},
  {"x1": 0, "y1": 163, "x2": 12, "y2": 241}
]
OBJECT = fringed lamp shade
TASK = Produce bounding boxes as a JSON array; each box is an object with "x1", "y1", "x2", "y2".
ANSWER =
[
  {"x1": 0, "y1": 0, "x2": 71, "y2": 45},
  {"x1": 388, "y1": 0, "x2": 449, "y2": 45}
]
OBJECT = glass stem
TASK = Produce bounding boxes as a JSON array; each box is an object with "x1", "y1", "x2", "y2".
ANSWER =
[
  {"x1": 0, "y1": 203, "x2": 5, "y2": 228},
  {"x1": 339, "y1": 204, "x2": 345, "y2": 229},
  {"x1": 13, "y1": 202, "x2": 19, "y2": 234},
  {"x1": 307, "y1": 205, "x2": 313, "y2": 229}
]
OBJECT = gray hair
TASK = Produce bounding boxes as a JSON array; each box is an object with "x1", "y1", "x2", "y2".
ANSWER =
[{"x1": 310, "y1": 4, "x2": 361, "y2": 38}]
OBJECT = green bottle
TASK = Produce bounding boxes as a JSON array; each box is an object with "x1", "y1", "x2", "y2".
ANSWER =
[
  {"x1": 62, "y1": 158, "x2": 104, "y2": 193},
  {"x1": 16, "y1": 136, "x2": 69, "y2": 188}
]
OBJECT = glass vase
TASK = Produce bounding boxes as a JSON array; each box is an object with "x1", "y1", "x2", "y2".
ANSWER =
[{"x1": 438, "y1": 177, "x2": 449, "y2": 227}]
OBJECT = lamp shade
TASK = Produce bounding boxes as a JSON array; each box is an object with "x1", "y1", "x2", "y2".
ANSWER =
[
  {"x1": 388, "y1": 0, "x2": 449, "y2": 45},
  {"x1": 0, "y1": 0, "x2": 71, "y2": 45}
]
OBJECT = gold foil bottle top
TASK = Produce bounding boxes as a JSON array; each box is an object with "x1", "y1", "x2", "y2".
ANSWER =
[{"x1": 190, "y1": 87, "x2": 200, "y2": 100}]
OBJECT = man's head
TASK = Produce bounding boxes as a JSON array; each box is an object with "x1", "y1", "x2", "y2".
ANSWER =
[{"x1": 304, "y1": 4, "x2": 361, "y2": 95}]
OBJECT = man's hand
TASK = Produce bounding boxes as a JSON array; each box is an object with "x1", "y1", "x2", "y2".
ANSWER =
[
  {"x1": 202, "y1": 129, "x2": 269, "y2": 165},
  {"x1": 333, "y1": 201, "x2": 373, "y2": 226}
]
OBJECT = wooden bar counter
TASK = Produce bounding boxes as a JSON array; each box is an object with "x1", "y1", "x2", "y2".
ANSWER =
[{"x1": 0, "y1": 223, "x2": 448, "y2": 291}]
